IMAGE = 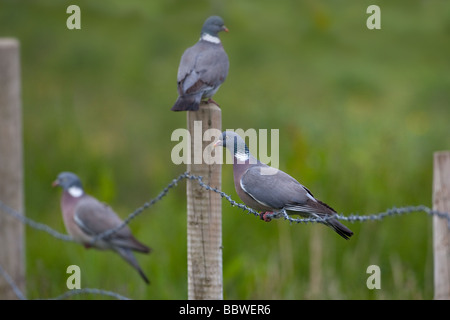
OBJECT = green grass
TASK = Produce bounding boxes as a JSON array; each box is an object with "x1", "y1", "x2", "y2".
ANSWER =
[{"x1": 0, "y1": 0, "x2": 449, "y2": 299}]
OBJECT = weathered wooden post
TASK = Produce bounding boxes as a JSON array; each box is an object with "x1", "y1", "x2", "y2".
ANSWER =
[
  {"x1": 187, "y1": 102, "x2": 222, "y2": 300},
  {"x1": 433, "y1": 151, "x2": 450, "y2": 300},
  {"x1": 0, "y1": 38, "x2": 25, "y2": 299}
]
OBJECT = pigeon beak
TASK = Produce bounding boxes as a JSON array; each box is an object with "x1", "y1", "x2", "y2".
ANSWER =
[
  {"x1": 52, "y1": 180, "x2": 60, "y2": 187},
  {"x1": 213, "y1": 140, "x2": 223, "y2": 148},
  {"x1": 223, "y1": 26, "x2": 229, "y2": 33}
]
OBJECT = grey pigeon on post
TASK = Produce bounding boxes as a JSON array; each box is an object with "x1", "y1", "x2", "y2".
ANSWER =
[
  {"x1": 53, "y1": 172, "x2": 151, "y2": 284},
  {"x1": 171, "y1": 15, "x2": 229, "y2": 111},
  {"x1": 215, "y1": 132, "x2": 354, "y2": 240}
]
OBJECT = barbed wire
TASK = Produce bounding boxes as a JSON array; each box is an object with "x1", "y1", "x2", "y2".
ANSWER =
[
  {"x1": 266, "y1": 205, "x2": 450, "y2": 228},
  {"x1": 0, "y1": 200, "x2": 74, "y2": 242},
  {"x1": 184, "y1": 174, "x2": 450, "y2": 228},
  {"x1": 46, "y1": 288, "x2": 130, "y2": 300},
  {"x1": 0, "y1": 264, "x2": 26, "y2": 300},
  {"x1": 2, "y1": 172, "x2": 449, "y2": 244},
  {"x1": 1, "y1": 171, "x2": 449, "y2": 300}
]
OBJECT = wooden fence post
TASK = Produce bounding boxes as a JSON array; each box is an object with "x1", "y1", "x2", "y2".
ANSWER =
[
  {"x1": 187, "y1": 102, "x2": 222, "y2": 300},
  {"x1": 433, "y1": 151, "x2": 450, "y2": 300},
  {"x1": 0, "y1": 38, "x2": 25, "y2": 299}
]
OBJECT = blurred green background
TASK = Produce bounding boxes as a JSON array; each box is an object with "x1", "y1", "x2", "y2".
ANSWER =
[{"x1": 1, "y1": 0, "x2": 449, "y2": 299}]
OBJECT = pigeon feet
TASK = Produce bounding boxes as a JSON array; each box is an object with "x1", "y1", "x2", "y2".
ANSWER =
[{"x1": 259, "y1": 212, "x2": 273, "y2": 222}]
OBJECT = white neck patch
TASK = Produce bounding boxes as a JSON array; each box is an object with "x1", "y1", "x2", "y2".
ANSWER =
[
  {"x1": 68, "y1": 186, "x2": 83, "y2": 198},
  {"x1": 235, "y1": 152, "x2": 249, "y2": 162},
  {"x1": 200, "y1": 33, "x2": 221, "y2": 44}
]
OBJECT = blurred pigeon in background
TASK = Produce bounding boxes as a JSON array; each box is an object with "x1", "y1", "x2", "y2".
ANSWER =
[{"x1": 53, "y1": 172, "x2": 151, "y2": 284}]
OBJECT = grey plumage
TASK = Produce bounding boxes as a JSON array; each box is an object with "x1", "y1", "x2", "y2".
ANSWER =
[
  {"x1": 171, "y1": 16, "x2": 229, "y2": 111},
  {"x1": 53, "y1": 172, "x2": 151, "y2": 284},
  {"x1": 216, "y1": 131, "x2": 354, "y2": 240}
]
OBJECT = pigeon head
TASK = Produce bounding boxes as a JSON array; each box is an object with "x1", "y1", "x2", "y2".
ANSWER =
[
  {"x1": 201, "y1": 16, "x2": 229, "y2": 37},
  {"x1": 215, "y1": 131, "x2": 251, "y2": 161},
  {"x1": 52, "y1": 172, "x2": 84, "y2": 195}
]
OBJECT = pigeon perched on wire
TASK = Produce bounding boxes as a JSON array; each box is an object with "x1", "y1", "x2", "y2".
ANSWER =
[{"x1": 215, "y1": 131, "x2": 354, "y2": 240}]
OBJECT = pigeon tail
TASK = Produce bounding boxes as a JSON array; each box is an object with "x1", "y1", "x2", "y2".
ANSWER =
[
  {"x1": 310, "y1": 199, "x2": 354, "y2": 240},
  {"x1": 171, "y1": 95, "x2": 201, "y2": 111},
  {"x1": 325, "y1": 218, "x2": 354, "y2": 240},
  {"x1": 109, "y1": 235, "x2": 151, "y2": 253},
  {"x1": 290, "y1": 210, "x2": 354, "y2": 240},
  {"x1": 115, "y1": 247, "x2": 150, "y2": 284},
  {"x1": 128, "y1": 236, "x2": 151, "y2": 254}
]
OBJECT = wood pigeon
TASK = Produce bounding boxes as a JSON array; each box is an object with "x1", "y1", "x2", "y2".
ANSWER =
[
  {"x1": 215, "y1": 132, "x2": 354, "y2": 240},
  {"x1": 52, "y1": 172, "x2": 151, "y2": 284},
  {"x1": 171, "y1": 15, "x2": 229, "y2": 111}
]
